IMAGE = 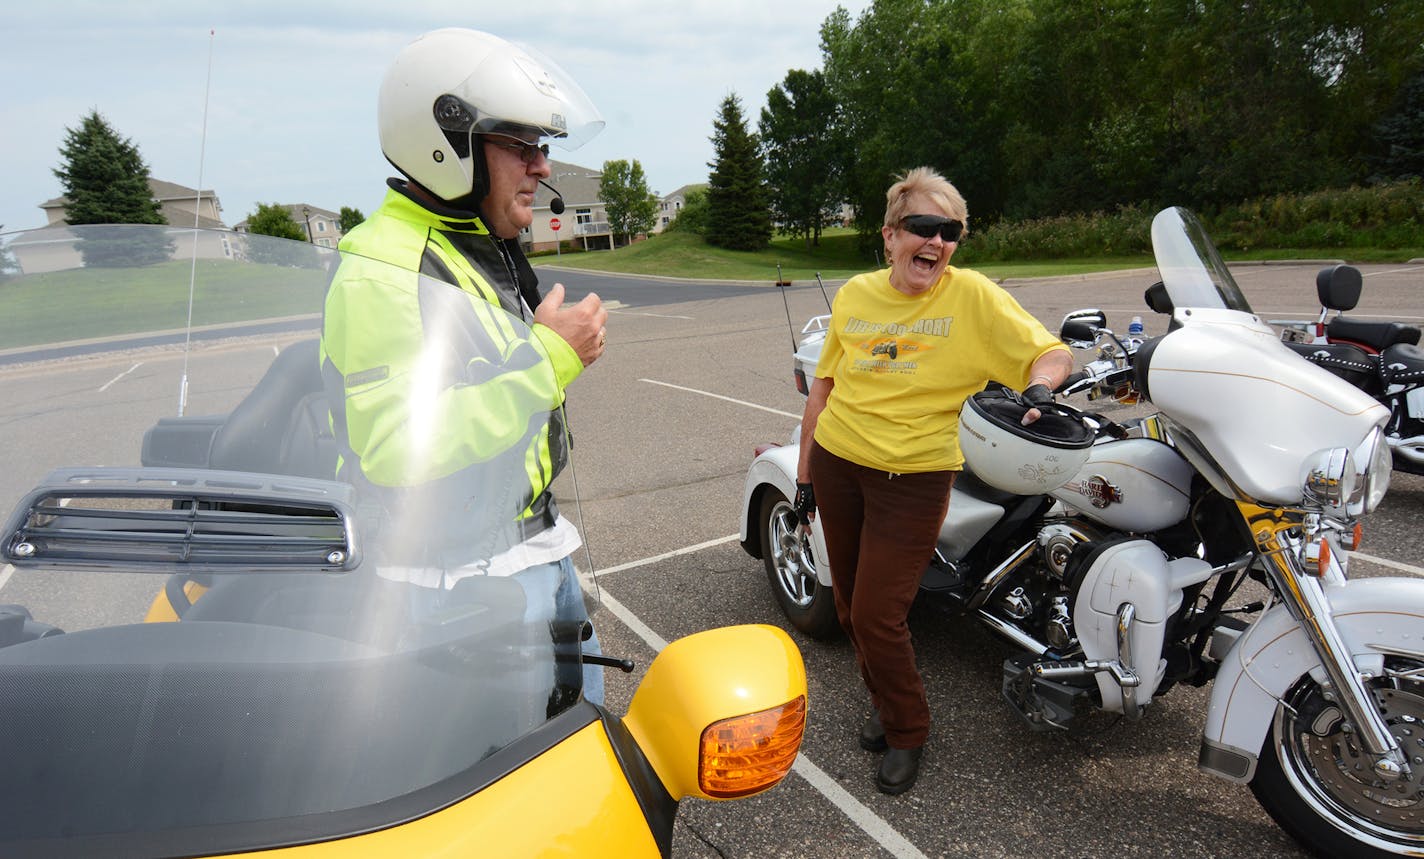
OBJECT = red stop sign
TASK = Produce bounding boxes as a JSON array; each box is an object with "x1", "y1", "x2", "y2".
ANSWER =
[{"x1": 550, "y1": 218, "x2": 562, "y2": 231}]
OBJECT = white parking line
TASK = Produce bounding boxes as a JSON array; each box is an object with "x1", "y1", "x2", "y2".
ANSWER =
[
  {"x1": 640, "y1": 379, "x2": 801, "y2": 419},
  {"x1": 98, "y1": 362, "x2": 143, "y2": 392},
  {"x1": 584, "y1": 539, "x2": 930, "y2": 859},
  {"x1": 1350, "y1": 551, "x2": 1424, "y2": 577}
]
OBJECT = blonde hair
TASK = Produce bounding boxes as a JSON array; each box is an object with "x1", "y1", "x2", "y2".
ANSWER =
[{"x1": 883, "y1": 167, "x2": 969, "y2": 239}]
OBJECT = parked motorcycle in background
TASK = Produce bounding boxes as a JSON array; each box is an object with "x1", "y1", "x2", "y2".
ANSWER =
[
  {"x1": 1266, "y1": 263, "x2": 1424, "y2": 475},
  {"x1": 741, "y1": 206, "x2": 1424, "y2": 857}
]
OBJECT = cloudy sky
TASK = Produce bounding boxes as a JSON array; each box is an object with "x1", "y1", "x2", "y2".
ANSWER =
[{"x1": 2, "y1": 0, "x2": 871, "y2": 234}]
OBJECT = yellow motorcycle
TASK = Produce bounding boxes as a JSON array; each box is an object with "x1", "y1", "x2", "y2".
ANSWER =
[{"x1": 0, "y1": 224, "x2": 805, "y2": 857}]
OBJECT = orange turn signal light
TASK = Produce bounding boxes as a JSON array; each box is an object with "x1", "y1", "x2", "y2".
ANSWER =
[{"x1": 698, "y1": 696, "x2": 806, "y2": 798}]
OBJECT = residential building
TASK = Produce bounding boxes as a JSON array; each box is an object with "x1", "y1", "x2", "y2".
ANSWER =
[
  {"x1": 39, "y1": 178, "x2": 227, "y2": 230},
  {"x1": 15, "y1": 179, "x2": 233, "y2": 274},
  {"x1": 233, "y1": 204, "x2": 344, "y2": 248},
  {"x1": 656, "y1": 184, "x2": 705, "y2": 234},
  {"x1": 523, "y1": 160, "x2": 613, "y2": 254}
]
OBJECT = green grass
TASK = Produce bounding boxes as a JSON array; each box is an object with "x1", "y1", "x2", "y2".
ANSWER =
[
  {"x1": 534, "y1": 227, "x2": 1416, "y2": 283},
  {"x1": 533, "y1": 228, "x2": 1158, "y2": 282},
  {"x1": 0, "y1": 259, "x2": 328, "y2": 350}
]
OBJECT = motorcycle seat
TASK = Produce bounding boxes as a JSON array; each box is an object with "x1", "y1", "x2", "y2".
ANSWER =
[
  {"x1": 1283, "y1": 340, "x2": 1382, "y2": 396},
  {"x1": 1380, "y1": 342, "x2": 1424, "y2": 387},
  {"x1": 1325, "y1": 316, "x2": 1422, "y2": 352}
]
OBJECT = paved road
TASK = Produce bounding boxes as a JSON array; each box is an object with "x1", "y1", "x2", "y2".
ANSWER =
[
  {"x1": 2, "y1": 257, "x2": 1420, "y2": 857},
  {"x1": 553, "y1": 260, "x2": 1424, "y2": 858}
]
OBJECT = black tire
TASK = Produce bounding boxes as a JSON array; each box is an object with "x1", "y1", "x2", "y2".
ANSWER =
[
  {"x1": 758, "y1": 487, "x2": 841, "y2": 640},
  {"x1": 1250, "y1": 658, "x2": 1424, "y2": 857}
]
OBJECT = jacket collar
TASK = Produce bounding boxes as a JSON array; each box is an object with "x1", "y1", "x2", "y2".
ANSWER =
[{"x1": 384, "y1": 178, "x2": 492, "y2": 235}]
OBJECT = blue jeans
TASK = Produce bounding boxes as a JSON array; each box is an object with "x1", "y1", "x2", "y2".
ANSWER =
[{"x1": 513, "y1": 555, "x2": 604, "y2": 705}]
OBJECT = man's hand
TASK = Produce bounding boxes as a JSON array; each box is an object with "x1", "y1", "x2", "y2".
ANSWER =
[{"x1": 535, "y1": 283, "x2": 608, "y2": 367}]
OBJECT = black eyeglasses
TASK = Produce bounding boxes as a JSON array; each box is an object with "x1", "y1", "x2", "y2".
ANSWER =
[
  {"x1": 485, "y1": 135, "x2": 550, "y2": 165},
  {"x1": 899, "y1": 214, "x2": 964, "y2": 243}
]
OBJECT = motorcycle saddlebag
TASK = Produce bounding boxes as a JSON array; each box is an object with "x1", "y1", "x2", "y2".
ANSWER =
[{"x1": 1282, "y1": 340, "x2": 1382, "y2": 396}]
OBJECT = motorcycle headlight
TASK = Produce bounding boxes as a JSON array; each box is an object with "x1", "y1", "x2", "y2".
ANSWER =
[
  {"x1": 1354, "y1": 425, "x2": 1392, "y2": 515},
  {"x1": 1301, "y1": 446, "x2": 1355, "y2": 517}
]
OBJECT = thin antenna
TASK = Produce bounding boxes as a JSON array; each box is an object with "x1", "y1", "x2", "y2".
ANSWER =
[
  {"x1": 776, "y1": 264, "x2": 797, "y2": 352},
  {"x1": 177, "y1": 28, "x2": 216, "y2": 416},
  {"x1": 814, "y1": 272, "x2": 832, "y2": 313}
]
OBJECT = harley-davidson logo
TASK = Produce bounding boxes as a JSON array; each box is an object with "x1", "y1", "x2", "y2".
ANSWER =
[{"x1": 1067, "y1": 475, "x2": 1123, "y2": 508}]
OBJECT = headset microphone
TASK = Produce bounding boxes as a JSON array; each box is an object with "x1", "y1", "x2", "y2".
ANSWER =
[{"x1": 539, "y1": 179, "x2": 565, "y2": 215}]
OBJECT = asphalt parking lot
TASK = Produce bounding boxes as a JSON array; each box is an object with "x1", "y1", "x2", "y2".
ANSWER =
[{"x1": 548, "y1": 259, "x2": 1424, "y2": 858}]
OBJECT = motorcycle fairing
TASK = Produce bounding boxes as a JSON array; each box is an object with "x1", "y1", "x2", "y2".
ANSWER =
[
  {"x1": 1142, "y1": 308, "x2": 1389, "y2": 506},
  {"x1": 1071, "y1": 539, "x2": 1213, "y2": 712},
  {"x1": 1200, "y1": 576, "x2": 1424, "y2": 784}
]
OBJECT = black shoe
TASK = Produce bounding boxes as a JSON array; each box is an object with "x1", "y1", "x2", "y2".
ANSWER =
[
  {"x1": 859, "y1": 712, "x2": 888, "y2": 752},
  {"x1": 876, "y1": 746, "x2": 923, "y2": 795}
]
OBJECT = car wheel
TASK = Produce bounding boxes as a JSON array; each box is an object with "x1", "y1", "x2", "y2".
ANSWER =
[{"x1": 758, "y1": 487, "x2": 841, "y2": 640}]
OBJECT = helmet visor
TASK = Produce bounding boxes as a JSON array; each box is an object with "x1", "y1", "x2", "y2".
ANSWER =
[{"x1": 441, "y1": 42, "x2": 604, "y2": 150}]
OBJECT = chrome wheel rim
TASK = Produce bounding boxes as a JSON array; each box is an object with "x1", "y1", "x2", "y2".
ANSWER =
[
  {"x1": 1275, "y1": 659, "x2": 1424, "y2": 850},
  {"x1": 768, "y1": 498, "x2": 818, "y2": 608}
]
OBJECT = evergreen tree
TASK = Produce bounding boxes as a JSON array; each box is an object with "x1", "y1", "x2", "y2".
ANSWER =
[
  {"x1": 53, "y1": 110, "x2": 171, "y2": 267},
  {"x1": 598, "y1": 159, "x2": 659, "y2": 245},
  {"x1": 705, "y1": 94, "x2": 771, "y2": 251},
  {"x1": 53, "y1": 110, "x2": 165, "y2": 226}
]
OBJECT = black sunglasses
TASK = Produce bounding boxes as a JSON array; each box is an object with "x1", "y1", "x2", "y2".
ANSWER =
[
  {"x1": 899, "y1": 214, "x2": 964, "y2": 243},
  {"x1": 485, "y1": 134, "x2": 550, "y2": 165}
]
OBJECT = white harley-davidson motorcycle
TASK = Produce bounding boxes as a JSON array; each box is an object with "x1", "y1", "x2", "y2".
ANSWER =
[{"x1": 740, "y1": 206, "x2": 1424, "y2": 857}]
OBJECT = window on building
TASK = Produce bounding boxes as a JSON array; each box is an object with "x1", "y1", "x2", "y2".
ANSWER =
[
  {"x1": 576, "y1": 208, "x2": 593, "y2": 225},
  {"x1": 317, "y1": 221, "x2": 326, "y2": 232}
]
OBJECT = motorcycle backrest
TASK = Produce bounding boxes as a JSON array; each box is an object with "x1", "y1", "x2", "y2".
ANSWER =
[{"x1": 1316, "y1": 264, "x2": 1362, "y2": 312}]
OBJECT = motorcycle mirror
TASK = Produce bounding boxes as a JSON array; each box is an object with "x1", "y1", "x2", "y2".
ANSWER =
[
  {"x1": 1061, "y1": 308, "x2": 1106, "y2": 329},
  {"x1": 1144, "y1": 281, "x2": 1174, "y2": 315},
  {"x1": 1060, "y1": 319, "x2": 1099, "y2": 344},
  {"x1": 1316, "y1": 264, "x2": 1362, "y2": 312}
]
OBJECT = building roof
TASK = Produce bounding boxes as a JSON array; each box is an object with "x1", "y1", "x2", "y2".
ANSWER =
[
  {"x1": 40, "y1": 178, "x2": 218, "y2": 210},
  {"x1": 534, "y1": 160, "x2": 605, "y2": 211}
]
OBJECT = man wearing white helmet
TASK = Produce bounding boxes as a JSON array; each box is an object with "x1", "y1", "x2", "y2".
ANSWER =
[{"x1": 319, "y1": 28, "x2": 609, "y2": 701}]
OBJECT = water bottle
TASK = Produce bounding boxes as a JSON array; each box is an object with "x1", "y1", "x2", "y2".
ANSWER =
[{"x1": 1128, "y1": 316, "x2": 1144, "y2": 337}]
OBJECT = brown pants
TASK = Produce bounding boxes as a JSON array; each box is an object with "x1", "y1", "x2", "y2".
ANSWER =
[{"x1": 810, "y1": 441, "x2": 954, "y2": 750}]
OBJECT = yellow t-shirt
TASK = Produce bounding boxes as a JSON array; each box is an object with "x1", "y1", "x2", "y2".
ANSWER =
[{"x1": 813, "y1": 266, "x2": 1069, "y2": 473}]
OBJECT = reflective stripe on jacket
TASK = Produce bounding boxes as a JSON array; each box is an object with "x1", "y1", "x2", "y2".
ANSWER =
[{"x1": 318, "y1": 181, "x2": 582, "y2": 538}]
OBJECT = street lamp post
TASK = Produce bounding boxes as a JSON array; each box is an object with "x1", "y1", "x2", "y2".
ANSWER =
[{"x1": 302, "y1": 206, "x2": 313, "y2": 243}]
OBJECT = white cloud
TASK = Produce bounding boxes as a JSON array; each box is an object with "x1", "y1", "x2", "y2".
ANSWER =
[{"x1": 1, "y1": 0, "x2": 870, "y2": 232}]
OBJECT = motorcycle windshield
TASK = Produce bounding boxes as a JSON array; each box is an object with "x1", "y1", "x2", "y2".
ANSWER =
[
  {"x1": 1150, "y1": 206, "x2": 1252, "y2": 313},
  {"x1": 0, "y1": 225, "x2": 587, "y2": 847}
]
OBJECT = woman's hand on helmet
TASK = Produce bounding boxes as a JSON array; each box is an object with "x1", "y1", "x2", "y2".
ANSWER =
[{"x1": 1020, "y1": 383, "x2": 1054, "y2": 425}]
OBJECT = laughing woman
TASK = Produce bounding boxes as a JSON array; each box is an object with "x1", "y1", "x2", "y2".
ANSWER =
[{"x1": 793, "y1": 166, "x2": 1073, "y2": 794}]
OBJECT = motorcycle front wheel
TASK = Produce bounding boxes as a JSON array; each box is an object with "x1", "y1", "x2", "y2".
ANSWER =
[
  {"x1": 1251, "y1": 656, "x2": 1424, "y2": 857},
  {"x1": 759, "y1": 488, "x2": 840, "y2": 640}
]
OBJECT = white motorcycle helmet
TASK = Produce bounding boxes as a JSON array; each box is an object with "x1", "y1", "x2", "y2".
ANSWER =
[
  {"x1": 959, "y1": 384, "x2": 1095, "y2": 494},
  {"x1": 377, "y1": 28, "x2": 605, "y2": 203}
]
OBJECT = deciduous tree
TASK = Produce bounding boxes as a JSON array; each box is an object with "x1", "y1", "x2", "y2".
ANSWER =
[
  {"x1": 760, "y1": 69, "x2": 842, "y2": 248},
  {"x1": 598, "y1": 160, "x2": 659, "y2": 245}
]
